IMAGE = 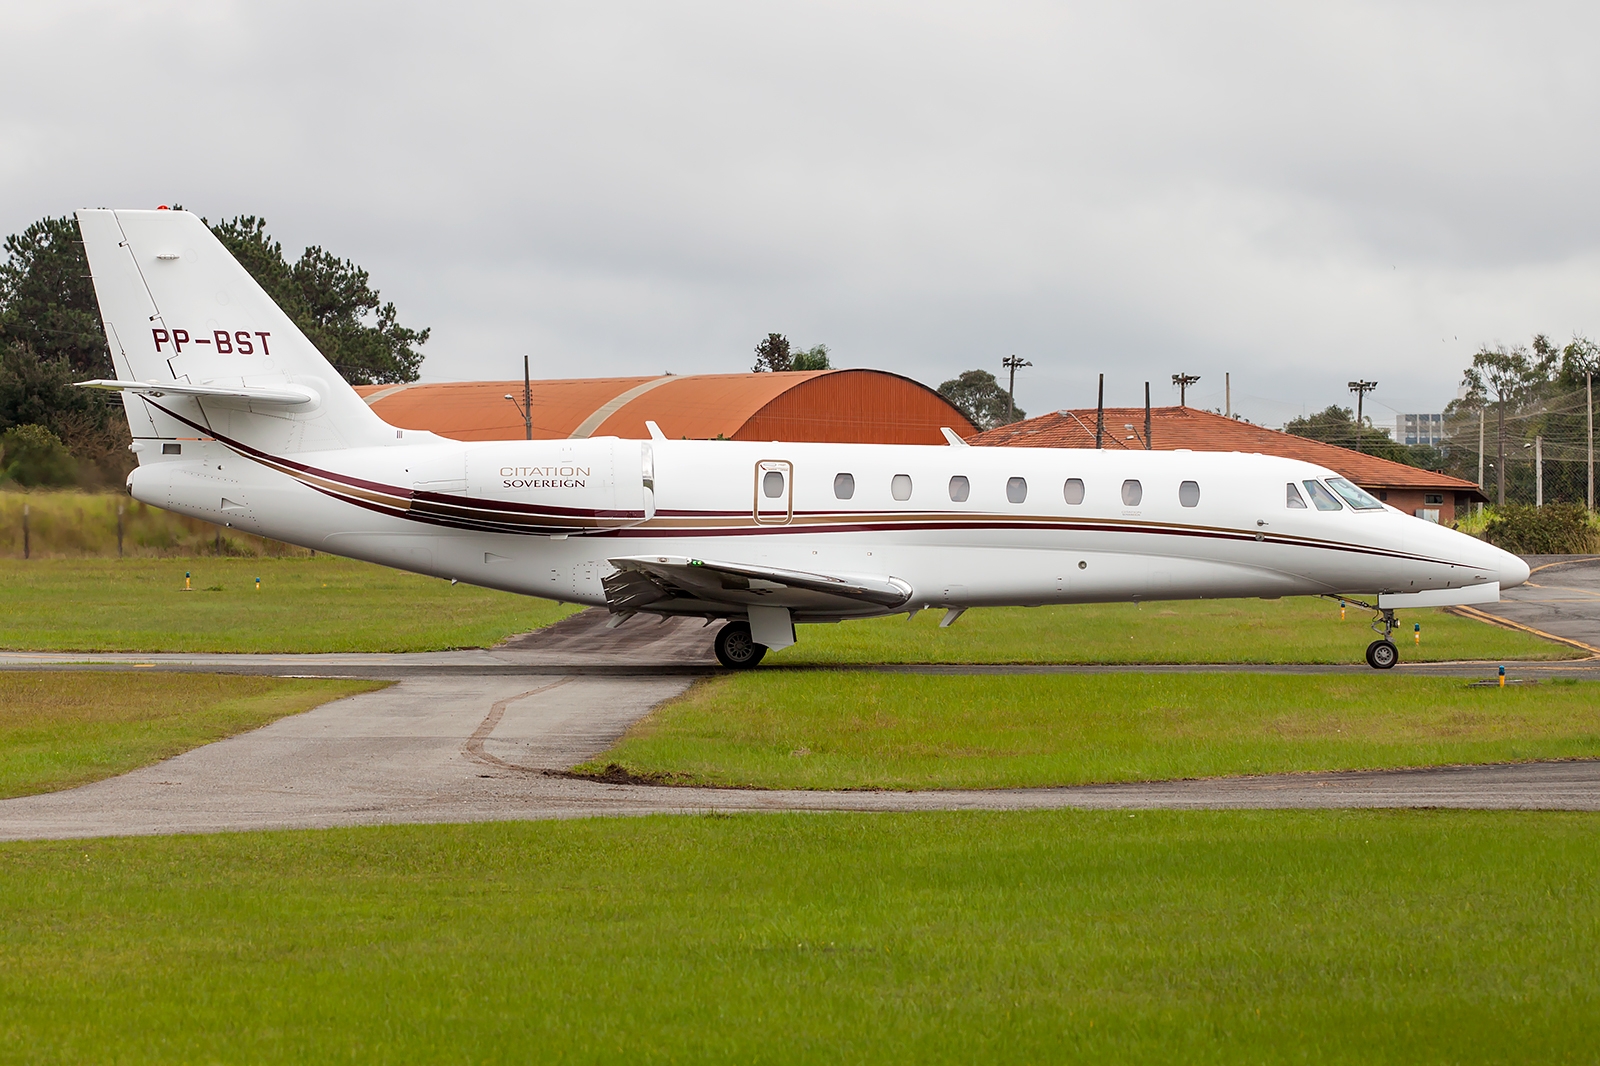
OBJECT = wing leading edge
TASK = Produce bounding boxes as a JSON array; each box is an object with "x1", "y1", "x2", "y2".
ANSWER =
[{"x1": 603, "y1": 555, "x2": 913, "y2": 620}]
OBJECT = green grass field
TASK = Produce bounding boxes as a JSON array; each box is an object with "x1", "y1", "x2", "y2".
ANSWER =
[
  {"x1": 0, "y1": 673, "x2": 384, "y2": 798},
  {"x1": 783, "y1": 597, "x2": 1576, "y2": 664},
  {"x1": 578, "y1": 672, "x2": 1600, "y2": 789},
  {"x1": 0, "y1": 556, "x2": 1569, "y2": 661},
  {"x1": 0, "y1": 557, "x2": 577, "y2": 652},
  {"x1": 0, "y1": 811, "x2": 1596, "y2": 1063},
  {"x1": 0, "y1": 490, "x2": 303, "y2": 558}
]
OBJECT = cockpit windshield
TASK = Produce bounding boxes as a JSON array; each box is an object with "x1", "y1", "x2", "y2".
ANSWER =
[
  {"x1": 1302, "y1": 480, "x2": 1343, "y2": 511},
  {"x1": 1286, "y1": 482, "x2": 1307, "y2": 508},
  {"x1": 1326, "y1": 478, "x2": 1385, "y2": 511}
]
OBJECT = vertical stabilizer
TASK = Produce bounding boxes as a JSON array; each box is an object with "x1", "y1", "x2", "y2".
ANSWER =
[{"x1": 76, "y1": 208, "x2": 396, "y2": 455}]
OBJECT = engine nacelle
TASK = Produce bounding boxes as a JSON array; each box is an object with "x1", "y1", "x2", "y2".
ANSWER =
[{"x1": 408, "y1": 437, "x2": 652, "y2": 536}]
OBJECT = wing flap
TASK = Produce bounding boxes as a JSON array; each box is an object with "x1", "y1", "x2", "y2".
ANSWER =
[{"x1": 604, "y1": 555, "x2": 913, "y2": 616}]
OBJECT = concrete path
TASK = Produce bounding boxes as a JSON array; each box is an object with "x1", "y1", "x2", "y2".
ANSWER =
[
  {"x1": 1465, "y1": 555, "x2": 1600, "y2": 655},
  {"x1": 4, "y1": 672, "x2": 1599, "y2": 841}
]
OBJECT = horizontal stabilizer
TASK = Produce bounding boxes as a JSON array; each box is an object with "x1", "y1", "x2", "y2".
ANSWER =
[
  {"x1": 77, "y1": 379, "x2": 317, "y2": 407},
  {"x1": 1377, "y1": 582, "x2": 1500, "y2": 608}
]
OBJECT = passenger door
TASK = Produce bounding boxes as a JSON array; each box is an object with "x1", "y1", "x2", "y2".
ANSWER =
[{"x1": 753, "y1": 459, "x2": 794, "y2": 525}]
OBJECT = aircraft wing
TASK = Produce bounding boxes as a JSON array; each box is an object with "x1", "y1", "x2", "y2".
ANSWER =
[{"x1": 604, "y1": 555, "x2": 913, "y2": 616}]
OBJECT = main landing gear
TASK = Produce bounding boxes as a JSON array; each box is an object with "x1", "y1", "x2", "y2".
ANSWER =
[{"x1": 714, "y1": 621, "x2": 768, "y2": 669}]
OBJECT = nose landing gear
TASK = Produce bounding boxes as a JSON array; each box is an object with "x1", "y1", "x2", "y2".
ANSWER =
[
  {"x1": 1362, "y1": 605, "x2": 1401, "y2": 669},
  {"x1": 1326, "y1": 596, "x2": 1401, "y2": 669}
]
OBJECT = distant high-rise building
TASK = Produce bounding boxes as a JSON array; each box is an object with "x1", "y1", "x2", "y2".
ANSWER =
[{"x1": 1396, "y1": 413, "x2": 1443, "y2": 446}]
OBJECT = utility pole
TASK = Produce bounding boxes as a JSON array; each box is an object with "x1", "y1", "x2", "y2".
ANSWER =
[
  {"x1": 1535, "y1": 435, "x2": 1544, "y2": 507},
  {"x1": 1225, "y1": 372, "x2": 1231, "y2": 419},
  {"x1": 1002, "y1": 355, "x2": 1031, "y2": 424},
  {"x1": 1144, "y1": 381, "x2": 1152, "y2": 450},
  {"x1": 504, "y1": 355, "x2": 533, "y2": 440},
  {"x1": 1588, "y1": 370, "x2": 1594, "y2": 512},
  {"x1": 1497, "y1": 392, "x2": 1506, "y2": 507},
  {"x1": 1094, "y1": 374, "x2": 1105, "y2": 448},
  {"x1": 1347, "y1": 380, "x2": 1377, "y2": 453},
  {"x1": 1477, "y1": 406, "x2": 1486, "y2": 513},
  {"x1": 1171, "y1": 372, "x2": 1200, "y2": 407}
]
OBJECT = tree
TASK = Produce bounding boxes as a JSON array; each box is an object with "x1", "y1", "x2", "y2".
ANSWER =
[
  {"x1": 0, "y1": 338, "x2": 131, "y2": 487},
  {"x1": 752, "y1": 333, "x2": 792, "y2": 372},
  {"x1": 1462, "y1": 344, "x2": 1539, "y2": 506},
  {"x1": 0, "y1": 216, "x2": 109, "y2": 378},
  {"x1": 0, "y1": 423, "x2": 77, "y2": 488},
  {"x1": 938, "y1": 369, "x2": 1021, "y2": 430},
  {"x1": 1282, "y1": 404, "x2": 1439, "y2": 468},
  {"x1": 210, "y1": 216, "x2": 428, "y2": 384},
  {"x1": 792, "y1": 344, "x2": 830, "y2": 371}
]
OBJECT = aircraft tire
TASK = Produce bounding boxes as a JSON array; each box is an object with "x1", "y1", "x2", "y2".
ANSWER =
[
  {"x1": 1365, "y1": 639, "x2": 1399, "y2": 670},
  {"x1": 714, "y1": 621, "x2": 768, "y2": 669}
]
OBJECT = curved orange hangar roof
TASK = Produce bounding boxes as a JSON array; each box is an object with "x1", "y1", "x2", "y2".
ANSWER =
[{"x1": 354, "y1": 369, "x2": 975, "y2": 444}]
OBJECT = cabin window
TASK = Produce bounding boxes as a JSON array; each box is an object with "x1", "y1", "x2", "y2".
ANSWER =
[
  {"x1": 891, "y1": 474, "x2": 913, "y2": 501},
  {"x1": 1303, "y1": 480, "x2": 1343, "y2": 511},
  {"x1": 1121, "y1": 479, "x2": 1142, "y2": 506},
  {"x1": 834, "y1": 473, "x2": 855, "y2": 500},
  {"x1": 1286, "y1": 482, "x2": 1307, "y2": 508},
  {"x1": 763, "y1": 470, "x2": 785, "y2": 498},
  {"x1": 1178, "y1": 480, "x2": 1200, "y2": 507},
  {"x1": 1063, "y1": 478, "x2": 1085, "y2": 505},
  {"x1": 949, "y1": 475, "x2": 970, "y2": 502},
  {"x1": 1327, "y1": 477, "x2": 1384, "y2": 511},
  {"x1": 1006, "y1": 477, "x2": 1027, "y2": 504}
]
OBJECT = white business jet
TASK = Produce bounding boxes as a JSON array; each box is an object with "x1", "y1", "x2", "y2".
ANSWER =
[{"x1": 75, "y1": 208, "x2": 1527, "y2": 669}]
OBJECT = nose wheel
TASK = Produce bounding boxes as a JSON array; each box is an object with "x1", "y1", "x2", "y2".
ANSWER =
[
  {"x1": 1365, "y1": 639, "x2": 1399, "y2": 669},
  {"x1": 714, "y1": 620, "x2": 768, "y2": 669}
]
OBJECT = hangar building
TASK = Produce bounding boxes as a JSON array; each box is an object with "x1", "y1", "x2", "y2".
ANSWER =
[{"x1": 355, "y1": 369, "x2": 975, "y2": 445}]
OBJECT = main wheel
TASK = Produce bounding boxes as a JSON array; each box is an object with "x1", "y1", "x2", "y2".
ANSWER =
[
  {"x1": 714, "y1": 621, "x2": 768, "y2": 669},
  {"x1": 1365, "y1": 639, "x2": 1399, "y2": 670}
]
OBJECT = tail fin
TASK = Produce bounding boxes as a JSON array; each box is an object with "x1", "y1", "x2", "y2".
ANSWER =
[{"x1": 76, "y1": 208, "x2": 396, "y2": 455}]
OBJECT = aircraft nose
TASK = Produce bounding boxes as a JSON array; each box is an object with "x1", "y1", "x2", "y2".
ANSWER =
[{"x1": 1496, "y1": 548, "x2": 1531, "y2": 590}]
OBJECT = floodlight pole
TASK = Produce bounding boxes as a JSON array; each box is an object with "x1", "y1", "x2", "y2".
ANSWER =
[
  {"x1": 504, "y1": 355, "x2": 534, "y2": 440},
  {"x1": 1002, "y1": 354, "x2": 1032, "y2": 423},
  {"x1": 1171, "y1": 372, "x2": 1199, "y2": 407},
  {"x1": 1588, "y1": 371, "x2": 1594, "y2": 512},
  {"x1": 1348, "y1": 379, "x2": 1377, "y2": 452}
]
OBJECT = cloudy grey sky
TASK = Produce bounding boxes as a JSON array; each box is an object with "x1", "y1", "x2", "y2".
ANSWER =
[{"x1": 4, "y1": 1, "x2": 1597, "y2": 426}]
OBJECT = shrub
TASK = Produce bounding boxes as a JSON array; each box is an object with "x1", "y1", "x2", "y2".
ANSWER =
[
  {"x1": 1483, "y1": 503, "x2": 1599, "y2": 555},
  {"x1": 0, "y1": 424, "x2": 77, "y2": 488}
]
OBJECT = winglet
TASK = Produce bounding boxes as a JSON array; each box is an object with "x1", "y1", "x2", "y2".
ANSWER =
[
  {"x1": 941, "y1": 427, "x2": 970, "y2": 447},
  {"x1": 645, "y1": 420, "x2": 667, "y2": 441}
]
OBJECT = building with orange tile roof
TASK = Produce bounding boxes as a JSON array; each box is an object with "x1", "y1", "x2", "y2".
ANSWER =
[
  {"x1": 355, "y1": 369, "x2": 975, "y2": 445},
  {"x1": 971, "y1": 404, "x2": 1485, "y2": 524}
]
